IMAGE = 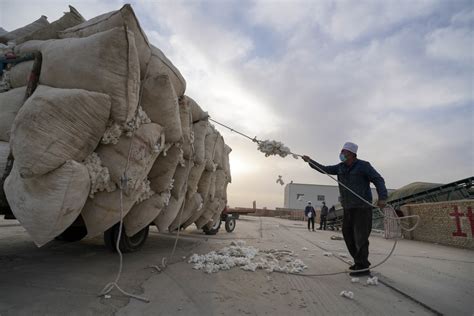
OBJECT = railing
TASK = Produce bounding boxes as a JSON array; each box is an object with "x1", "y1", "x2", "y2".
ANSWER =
[{"x1": 388, "y1": 177, "x2": 474, "y2": 209}]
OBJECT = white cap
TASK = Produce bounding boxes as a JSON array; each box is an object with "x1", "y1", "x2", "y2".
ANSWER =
[
  {"x1": 342, "y1": 142, "x2": 358, "y2": 154},
  {"x1": 308, "y1": 201, "x2": 312, "y2": 204}
]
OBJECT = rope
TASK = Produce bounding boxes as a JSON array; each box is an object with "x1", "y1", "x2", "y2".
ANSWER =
[
  {"x1": 207, "y1": 117, "x2": 421, "y2": 277},
  {"x1": 302, "y1": 158, "x2": 420, "y2": 233},
  {"x1": 98, "y1": 178, "x2": 149, "y2": 302},
  {"x1": 209, "y1": 116, "x2": 419, "y2": 233},
  {"x1": 209, "y1": 118, "x2": 259, "y2": 143},
  {"x1": 160, "y1": 153, "x2": 193, "y2": 270},
  {"x1": 275, "y1": 239, "x2": 398, "y2": 277},
  {"x1": 98, "y1": 30, "x2": 152, "y2": 302},
  {"x1": 151, "y1": 108, "x2": 196, "y2": 273}
]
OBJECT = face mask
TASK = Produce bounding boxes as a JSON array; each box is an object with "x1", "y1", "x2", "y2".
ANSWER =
[{"x1": 339, "y1": 153, "x2": 347, "y2": 162}]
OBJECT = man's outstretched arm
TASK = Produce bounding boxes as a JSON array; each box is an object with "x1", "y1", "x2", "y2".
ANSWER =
[{"x1": 302, "y1": 155, "x2": 339, "y2": 175}]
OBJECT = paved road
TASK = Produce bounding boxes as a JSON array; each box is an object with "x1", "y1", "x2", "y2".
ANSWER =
[{"x1": 0, "y1": 216, "x2": 473, "y2": 315}]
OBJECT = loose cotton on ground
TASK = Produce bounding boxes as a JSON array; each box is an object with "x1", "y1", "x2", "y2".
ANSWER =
[{"x1": 189, "y1": 240, "x2": 308, "y2": 274}]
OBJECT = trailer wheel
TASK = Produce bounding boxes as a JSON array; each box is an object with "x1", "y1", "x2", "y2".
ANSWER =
[
  {"x1": 55, "y1": 216, "x2": 87, "y2": 242},
  {"x1": 225, "y1": 218, "x2": 236, "y2": 232},
  {"x1": 55, "y1": 225, "x2": 87, "y2": 242},
  {"x1": 104, "y1": 223, "x2": 149, "y2": 253},
  {"x1": 203, "y1": 219, "x2": 221, "y2": 235}
]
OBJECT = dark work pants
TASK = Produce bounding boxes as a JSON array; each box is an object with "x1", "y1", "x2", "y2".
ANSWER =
[
  {"x1": 307, "y1": 217, "x2": 315, "y2": 230},
  {"x1": 319, "y1": 215, "x2": 327, "y2": 230},
  {"x1": 342, "y1": 207, "x2": 372, "y2": 268}
]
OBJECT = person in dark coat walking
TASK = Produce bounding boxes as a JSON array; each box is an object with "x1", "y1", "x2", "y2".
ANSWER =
[
  {"x1": 304, "y1": 202, "x2": 316, "y2": 231},
  {"x1": 302, "y1": 142, "x2": 388, "y2": 276},
  {"x1": 319, "y1": 202, "x2": 328, "y2": 230}
]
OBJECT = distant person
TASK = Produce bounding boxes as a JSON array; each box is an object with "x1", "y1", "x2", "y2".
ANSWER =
[
  {"x1": 304, "y1": 201, "x2": 316, "y2": 231},
  {"x1": 319, "y1": 202, "x2": 328, "y2": 230},
  {"x1": 327, "y1": 205, "x2": 336, "y2": 229},
  {"x1": 328, "y1": 205, "x2": 336, "y2": 215},
  {"x1": 302, "y1": 142, "x2": 388, "y2": 276}
]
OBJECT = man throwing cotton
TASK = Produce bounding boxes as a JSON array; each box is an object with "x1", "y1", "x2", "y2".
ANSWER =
[{"x1": 302, "y1": 142, "x2": 388, "y2": 276}]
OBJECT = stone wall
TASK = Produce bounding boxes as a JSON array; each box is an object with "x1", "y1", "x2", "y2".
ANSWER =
[{"x1": 401, "y1": 200, "x2": 474, "y2": 249}]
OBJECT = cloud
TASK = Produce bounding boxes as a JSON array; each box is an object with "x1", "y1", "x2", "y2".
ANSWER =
[
  {"x1": 140, "y1": 1, "x2": 283, "y2": 137},
  {"x1": 321, "y1": 0, "x2": 438, "y2": 42},
  {"x1": 426, "y1": 25, "x2": 473, "y2": 62},
  {"x1": 226, "y1": 0, "x2": 473, "y2": 206},
  {"x1": 1, "y1": 0, "x2": 471, "y2": 209}
]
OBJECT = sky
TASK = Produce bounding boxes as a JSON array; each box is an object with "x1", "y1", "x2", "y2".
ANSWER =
[{"x1": 1, "y1": 0, "x2": 473, "y2": 209}]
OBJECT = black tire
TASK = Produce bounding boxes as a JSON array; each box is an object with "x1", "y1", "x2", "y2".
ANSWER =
[
  {"x1": 203, "y1": 219, "x2": 221, "y2": 235},
  {"x1": 104, "y1": 223, "x2": 149, "y2": 253},
  {"x1": 55, "y1": 225, "x2": 87, "y2": 242},
  {"x1": 225, "y1": 218, "x2": 236, "y2": 232}
]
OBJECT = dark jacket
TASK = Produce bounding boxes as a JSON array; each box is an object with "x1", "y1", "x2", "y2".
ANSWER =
[
  {"x1": 308, "y1": 158, "x2": 387, "y2": 209},
  {"x1": 321, "y1": 205, "x2": 328, "y2": 216},
  {"x1": 304, "y1": 205, "x2": 316, "y2": 217}
]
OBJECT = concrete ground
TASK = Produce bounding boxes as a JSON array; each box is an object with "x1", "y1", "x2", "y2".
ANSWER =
[{"x1": 0, "y1": 215, "x2": 473, "y2": 316}]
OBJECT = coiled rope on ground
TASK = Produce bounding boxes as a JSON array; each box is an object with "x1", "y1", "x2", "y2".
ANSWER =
[{"x1": 209, "y1": 117, "x2": 420, "y2": 277}]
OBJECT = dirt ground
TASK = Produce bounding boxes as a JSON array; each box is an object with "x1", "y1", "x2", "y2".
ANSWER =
[{"x1": 1, "y1": 216, "x2": 473, "y2": 315}]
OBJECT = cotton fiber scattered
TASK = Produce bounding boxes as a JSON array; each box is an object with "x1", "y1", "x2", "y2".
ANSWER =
[
  {"x1": 257, "y1": 140, "x2": 298, "y2": 159},
  {"x1": 189, "y1": 240, "x2": 308, "y2": 274},
  {"x1": 340, "y1": 291, "x2": 354, "y2": 299},
  {"x1": 367, "y1": 276, "x2": 378, "y2": 285},
  {"x1": 83, "y1": 152, "x2": 116, "y2": 198},
  {"x1": 101, "y1": 123, "x2": 123, "y2": 145}
]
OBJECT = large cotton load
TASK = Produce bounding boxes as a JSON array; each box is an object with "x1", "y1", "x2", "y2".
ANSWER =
[
  {"x1": 81, "y1": 123, "x2": 163, "y2": 237},
  {"x1": 148, "y1": 144, "x2": 183, "y2": 193},
  {"x1": 9, "y1": 61, "x2": 33, "y2": 89},
  {"x1": 124, "y1": 192, "x2": 168, "y2": 236},
  {"x1": 0, "y1": 16, "x2": 49, "y2": 44},
  {"x1": 41, "y1": 27, "x2": 140, "y2": 126},
  {"x1": 58, "y1": 4, "x2": 150, "y2": 78},
  {"x1": 169, "y1": 192, "x2": 203, "y2": 231},
  {"x1": 0, "y1": 4, "x2": 231, "y2": 247},
  {"x1": 10, "y1": 86, "x2": 111, "y2": 178},
  {"x1": 0, "y1": 87, "x2": 26, "y2": 141},
  {"x1": 14, "y1": 6, "x2": 85, "y2": 45},
  {"x1": 4, "y1": 160, "x2": 90, "y2": 247},
  {"x1": 141, "y1": 75, "x2": 182, "y2": 143},
  {"x1": 149, "y1": 45, "x2": 186, "y2": 97},
  {"x1": 153, "y1": 159, "x2": 193, "y2": 231}
]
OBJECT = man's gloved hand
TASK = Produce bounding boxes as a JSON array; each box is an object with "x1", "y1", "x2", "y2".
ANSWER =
[
  {"x1": 302, "y1": 155, "x2": 310, "y2": 162},
  {"x1": 377, "y1": 200, "x2": 387, "y2": 208}
]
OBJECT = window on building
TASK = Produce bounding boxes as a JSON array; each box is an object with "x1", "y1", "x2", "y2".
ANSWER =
[
  {"x1": 317, "y1": 195, "x2": 325, "y2": 201},
  {"x1": 296, "y1": 194, "x2": 305, "y2": 201}
]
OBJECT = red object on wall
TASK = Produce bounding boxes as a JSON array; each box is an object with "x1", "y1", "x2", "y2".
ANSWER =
[
  {"x1": 449, "y1": 206, "x2": 467, "y2": 237},
  {"x1": 466, "y1": 207, "x2": 474, "y2": 236}
]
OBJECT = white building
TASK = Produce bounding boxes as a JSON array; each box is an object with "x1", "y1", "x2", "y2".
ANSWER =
[{"x1": 283, "y1": 182, "x2": 392, "y2": 210}]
